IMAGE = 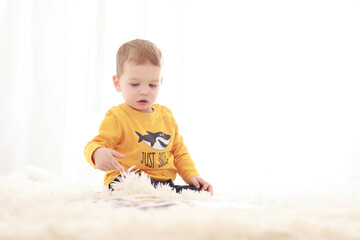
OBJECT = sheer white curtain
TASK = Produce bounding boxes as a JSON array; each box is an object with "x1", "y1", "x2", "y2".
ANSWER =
[
  {"x1": 0, "y1": 0, "x2": 105, "y2": 181},
  {"x1": 0, "y1": 0, "x2": 187, "y2": 182},
  {"x1": 1, "y1": 0, "x2": 360, "y2": 192}
]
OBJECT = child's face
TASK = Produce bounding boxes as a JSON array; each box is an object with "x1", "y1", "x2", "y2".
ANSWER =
[{"x1": 113, "y1": 61, "x2": 162, "y2": 113}]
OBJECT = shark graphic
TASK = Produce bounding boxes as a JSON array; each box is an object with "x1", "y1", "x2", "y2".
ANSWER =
[{"x1": 135, "y1": 131, "x2": 171, "y2": 151}]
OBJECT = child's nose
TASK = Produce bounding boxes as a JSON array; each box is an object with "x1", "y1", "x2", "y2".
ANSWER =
[{"x1": 139, "y1": 86, "x2": 149, "y2": 95}]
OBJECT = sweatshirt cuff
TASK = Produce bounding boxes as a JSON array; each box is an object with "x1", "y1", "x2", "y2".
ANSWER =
[{"x1": 85, "y1": 143, "x2": 102, "y2": 169}]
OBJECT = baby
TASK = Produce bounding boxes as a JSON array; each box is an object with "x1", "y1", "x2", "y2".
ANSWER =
[{"x1": 84, "y1": 39, "x2": 213, "y2": 195}]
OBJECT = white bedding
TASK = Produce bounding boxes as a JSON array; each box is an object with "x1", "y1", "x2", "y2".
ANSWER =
[{"x1": 1, "y1": 166, "x2": 360, "y2": 240}]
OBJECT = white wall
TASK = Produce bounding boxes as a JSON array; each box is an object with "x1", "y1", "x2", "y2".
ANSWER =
[{"x1": 1, "y1": 0, "x2": 359, "y2": 193}]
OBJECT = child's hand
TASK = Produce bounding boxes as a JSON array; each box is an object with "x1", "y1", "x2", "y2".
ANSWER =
[
  {"x1": 93, "y1": 147, "x2": 125, "y2": 173},
  {"x1": 188, "y1": 176, "x2": 213, "y2": 196}
]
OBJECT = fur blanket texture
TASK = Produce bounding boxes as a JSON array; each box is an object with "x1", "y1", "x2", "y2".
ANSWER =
[{"x1": 1, "y1": 166, "x2": 360, "y2": 240}]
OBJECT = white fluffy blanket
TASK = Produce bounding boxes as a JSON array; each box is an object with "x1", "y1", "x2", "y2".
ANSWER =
[{"x1": 1, "y1": 167, "x2": 360, "y2": 240}]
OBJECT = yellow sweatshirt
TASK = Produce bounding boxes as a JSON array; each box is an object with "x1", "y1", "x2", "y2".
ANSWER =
[{"x1": 84, "y1": 103, "x2": 200, "y2": 185}]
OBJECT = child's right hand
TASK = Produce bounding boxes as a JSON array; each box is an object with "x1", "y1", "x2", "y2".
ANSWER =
[{"x1": 92, "y1": 147, "x2": 125, "y2": 173}]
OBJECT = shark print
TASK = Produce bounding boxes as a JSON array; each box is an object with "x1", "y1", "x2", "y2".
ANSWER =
[{"x1": 135, "y1": 131, "x2": 171, "y2": 151}]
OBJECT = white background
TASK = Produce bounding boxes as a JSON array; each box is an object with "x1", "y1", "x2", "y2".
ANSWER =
[{"x1": 1, "y1": 0, "x2": 359, "y2": 193}]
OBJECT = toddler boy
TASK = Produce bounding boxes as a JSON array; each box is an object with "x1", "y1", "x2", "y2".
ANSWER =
[{"x1": 84, "y1": 39, "x2": 213, "y2": 195}]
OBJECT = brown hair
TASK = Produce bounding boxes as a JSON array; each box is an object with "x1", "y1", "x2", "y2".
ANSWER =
[{"x1": 116, "y1": 39, "x2": 163, "y2": 77}]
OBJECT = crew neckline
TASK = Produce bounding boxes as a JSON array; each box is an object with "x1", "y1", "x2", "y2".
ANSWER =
[{"x1": 120, "y1": 103, "x2": 159, "y2": 118}]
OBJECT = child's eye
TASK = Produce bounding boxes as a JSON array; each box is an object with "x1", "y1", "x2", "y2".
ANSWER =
[
  {"x1": 130, "y1": 83, "x2": 139, "y2": 87},
  {"x1": 149, "y1": 84, "x2": 158, "y2": 88}
]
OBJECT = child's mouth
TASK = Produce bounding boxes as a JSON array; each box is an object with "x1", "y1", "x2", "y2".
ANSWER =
[{"x1": 138, "y1": 99, "x2": 148, "y2": 105}]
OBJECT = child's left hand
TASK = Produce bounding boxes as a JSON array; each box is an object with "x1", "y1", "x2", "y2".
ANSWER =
[{"x1": 188, "y1": 176, "x2": 213, "y2": 196}]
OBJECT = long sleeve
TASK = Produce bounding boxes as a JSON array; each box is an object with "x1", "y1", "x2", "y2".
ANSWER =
[
  {"x1": 171, "y1": 118, "x2": 200, "y2": 183},
  {"x1": 84, "y1": 110, "x2": 122, "y2": 169}
]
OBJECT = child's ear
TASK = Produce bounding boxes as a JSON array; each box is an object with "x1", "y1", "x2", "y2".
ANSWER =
[
  {"x1": 113, "y1": 75, "x2": 121, "y2": 92},
  {"x1": 160, "y1": 77, "x2": 163, "y2": 85}
]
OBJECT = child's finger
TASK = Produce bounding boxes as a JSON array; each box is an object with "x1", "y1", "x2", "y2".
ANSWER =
[
  {"x1": 201, "y1": 182, "x2": 209, "y2": 191},
  {"x1": 112, "y1": 159, "x2": 125, "y2": 173},
  {"x1": 193, "y1": 180, "x2": 200, "y2": 189},
  {"x1": 109, "y1": 149, "x2": 124, "y2": 159},
  {"x1": 208, "y1": 185, "x2": 213, "y2": 196}
]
